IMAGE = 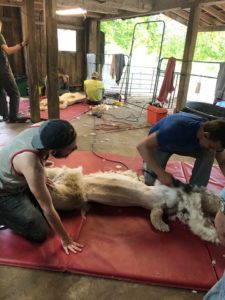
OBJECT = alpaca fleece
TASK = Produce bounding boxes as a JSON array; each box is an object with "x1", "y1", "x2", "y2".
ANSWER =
[{"x1": 45, "y1": 167, "x2": 221, "y2": 243}]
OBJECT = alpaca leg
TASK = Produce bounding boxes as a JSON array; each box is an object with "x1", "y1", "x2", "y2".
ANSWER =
[
  {"x1": 201, "y1": 192, "x2": 220, "y2": 217},
  {"x1": 150, "y1": 206, "x2": 170, "y2": 232},
  {"x1": 83, "y1": 175, "x2": 158, "y2": 209},
  {"x1": 188, "y1": 218, "x2": 219, "y2": 243}
]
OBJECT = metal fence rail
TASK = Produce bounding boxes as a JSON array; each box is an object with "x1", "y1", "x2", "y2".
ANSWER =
[{"x1": 87, "y1": 53, "x2": 223, "y2": 107}]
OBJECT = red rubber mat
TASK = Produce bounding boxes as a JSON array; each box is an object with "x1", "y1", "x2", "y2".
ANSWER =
[
  {"x1": 181, "y1": 161, "x2": 225, "y2": 190},
  {"x1": 0, "y1": 151, "x2": 224, "y2": 290},
  {"x1": 19, "y1": 99, "x2": 90, "y2": 121}
]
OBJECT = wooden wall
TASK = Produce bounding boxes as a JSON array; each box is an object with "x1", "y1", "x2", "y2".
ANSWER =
[
  {"x1": 0, "y1": 5, "x2": 85, "y2": 86},
  {"x1": 0, "y1": 6, "x2": 25, "y2": 75}
]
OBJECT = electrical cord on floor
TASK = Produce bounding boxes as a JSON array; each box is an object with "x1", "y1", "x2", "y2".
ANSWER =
[
  {"x1": 93, "y1": 118, "x2": 149, "y2": 132},
  {"x1": 103, "y1": 101, "x2": 149, "y2": 123},
  {"x1": 90, "y1": 117, "x2": 130, "y2": 170}
]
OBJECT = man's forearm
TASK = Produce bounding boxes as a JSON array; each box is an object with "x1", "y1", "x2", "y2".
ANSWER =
[
  {"x1": 43, "y1": 207, "x2": 71, "y2": 243},
  {"x1": 137, "y1": 144, "x2": 164, "y2": 178}
]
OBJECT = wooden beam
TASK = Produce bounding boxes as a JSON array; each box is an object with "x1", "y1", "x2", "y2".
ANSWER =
[
  {"x1": 57, "y1": 0, "x2": 152, "y2": 14},
  {"x1": 163, "y1": 11, "x2": 188, "y2": 26},
  {"x1": 57, "y1": 0, "x2": 118, "y2": 14},
  {"x1": 152, "y1": 0, "x2": 225, "y2": 13},
  {"x1": 98, "y1": 0, "x2": 152, "y2": 13},
  {"x1": 56, "y1": 22, "x2": 84, "y2": 30},
  {"x1": 164, "y1": 9, "x2": 207, "y2": 28},
  {"x1": 176, "y1": 5, "x2": 201, "y2": 111},
  {"x1": 177, "y1": 9, "x2": 216, "y2": 25},
  {"x1": 0, "y1": 0, "x2": 22, "y2": 7},
  {"x1": 44, "y1": 0, "x2": 60, "y2": 119},
  {"x1": 173, "y1": 9, "x2": 189, "y2": 20},
  {"x1": 199, "y1": 9, "x2": 223, "y2": 24},
  {"x1": 87, "y1": 18, "x2": 100, "y2": 54},
  {"x1": 202, "y1": 0, "x2": 225, "y2": 6},
  {"x1": 199, "y1": 23, "x2": 225, "y2": 30},
  {"x1": 103, "y1": 0, "x2": 225, "y2": 20},
  {"x1": 202, "y1": 5, "x2": 225, "y2": 22},
  {"x1": 217, "y1": 2, "x2": 225, "y2": 9},
  {"x1": 21, "y1": 0, "x2": 40, "y2": 122}
]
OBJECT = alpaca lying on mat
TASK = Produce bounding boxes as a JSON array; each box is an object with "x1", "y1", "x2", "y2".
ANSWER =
[
  {"x1": 45, "y1": 167, "x2": 221, "y2": 243},
  {"x1": 40, "y1": 92, "x2": 86, "y2": 111}
]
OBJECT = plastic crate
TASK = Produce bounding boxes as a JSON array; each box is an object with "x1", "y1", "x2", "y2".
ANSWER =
[{"x1": 147, "y1": 105, "x2": 167, "y2": 124}]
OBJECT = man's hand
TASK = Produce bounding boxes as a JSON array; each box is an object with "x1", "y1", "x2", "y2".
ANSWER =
[
  {"x1": 61, "y1": 238, "x2": 84, "y2": 255},
  {"x1": 158, "y1": 171, "x2": 174, "y2": 187},
  {"x1": 21, "y1": 40, "x2": 28, "y2": 47},
  {"x1": 45, "y1": 177, "x2": 55, "y2": 188},
  {"x1": 215, "y1": 210, "x2": 225, "y2": 246}
]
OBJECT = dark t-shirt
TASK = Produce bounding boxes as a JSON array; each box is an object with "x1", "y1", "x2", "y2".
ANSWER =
[
  {"x1": 149, "y1": 112, "x2": 206, "y2": 153},
  {"x1": 0, "y1": 33, "x2": 9, "y2": 70}
]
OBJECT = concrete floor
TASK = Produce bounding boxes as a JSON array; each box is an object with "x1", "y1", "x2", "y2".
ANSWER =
[{"x1": 0, "y1": 101, "x2": 206, "y2": 300}]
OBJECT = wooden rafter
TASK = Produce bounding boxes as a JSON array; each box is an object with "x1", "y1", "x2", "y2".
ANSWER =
[
  {"x1": 199, "y1": 9, "x2": 222, "y2": 24},
  {"x1": 199, "y1": 23, "x2": 225, "y2": 30},
  {"x1": 217, "y1": 2, "x2": 225, "y2": 9},
  {"x1": 202, "y1": 5, "x2": 225, "y2": 22},
  {"x1": 170, "y1": 9, "x2": 206, "y2": 27},
  {"x1": 163, "y1": 11, "x2": 188, "y2": 26},
  {"x1": 172, "y1": 9, "x2": 189, "y2": 21}
]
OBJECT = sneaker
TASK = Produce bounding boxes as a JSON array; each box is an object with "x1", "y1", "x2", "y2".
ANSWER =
[
  {"x1": 0, "y1": 116, "x2": 8, "y2": 122},
  {"x1": 7, "y1": 116, "x2": 29, "y2": 123}
]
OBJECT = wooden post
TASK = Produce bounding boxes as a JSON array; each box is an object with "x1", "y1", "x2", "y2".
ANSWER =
[
  {"x1": 44, "y1": 0, "x2": 59, "y2": 119},
  {"x1": 176, "y1": 5, "x2": 201, "y2": 111},
  {"x1": 87, "y1": 19, "x2": 101, "y2": 73},
  {"x1": 21, "y1": 0, "x2": 40, "y2": 122}
]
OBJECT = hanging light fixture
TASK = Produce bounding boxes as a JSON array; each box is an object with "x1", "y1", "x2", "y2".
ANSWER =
[{"x1": 56, "y1": 8, "x2": 87, "y2": 15}]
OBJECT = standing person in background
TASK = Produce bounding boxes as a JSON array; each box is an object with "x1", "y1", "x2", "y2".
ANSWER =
[
  {"x1": 84, "y1": 71, "x2": 104, "y2": 104},
  {"x1": 0, "y1": 19, "x2": 28, "y2": 123}
]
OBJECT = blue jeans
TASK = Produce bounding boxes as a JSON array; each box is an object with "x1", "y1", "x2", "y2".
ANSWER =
[
  {"x1": 144, "y1": 147, "x2": 215, "y2": 187},
  {"x1": 203, "y1": 272, "x2": 225, "y2": 300},
  {"x1": 0, "y1": 189, "x2": 49, "y2": 242}
]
